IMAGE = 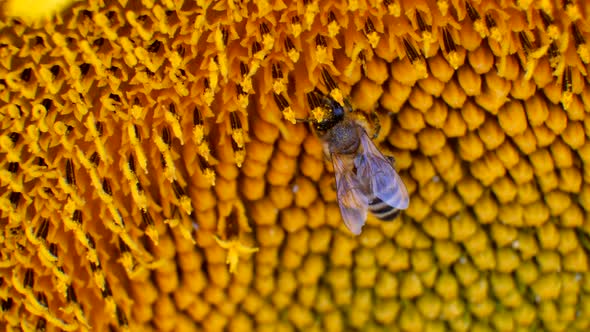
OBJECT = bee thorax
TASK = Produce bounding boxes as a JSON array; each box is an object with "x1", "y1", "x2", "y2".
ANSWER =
[{"x1": 325, "y1": 120, "x2": 361, "y2": 155}]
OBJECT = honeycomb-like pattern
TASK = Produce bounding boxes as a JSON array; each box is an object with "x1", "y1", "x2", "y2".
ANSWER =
[{"x1": 1, "y1": 0, "x2": 590, "y2": 331}]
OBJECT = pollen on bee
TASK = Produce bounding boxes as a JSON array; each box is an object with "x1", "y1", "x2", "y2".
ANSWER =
[{"x1": 305, "y1": 91, "x2": 327, "y2": 123}]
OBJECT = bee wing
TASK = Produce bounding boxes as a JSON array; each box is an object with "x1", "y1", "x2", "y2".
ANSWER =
[
  {"x1": 332, "y1": 153, "x2": 369, "y2": 235},
  {"x1": 356, "y1": 130, "x2": 410, "y2": 210}
]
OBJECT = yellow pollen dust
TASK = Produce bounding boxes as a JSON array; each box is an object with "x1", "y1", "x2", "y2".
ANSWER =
[
  {"x1": 447, "y1": 51, "x2": 461, "y2": 69},
  {"x1": 388, "y1": 3, "x2": 401, "y2": 16},
  {"x1": 282, "y1": 107, "x2": 296, "y2": 124},
  {"x1": 193, "y1": 125, "x2": 205, "y2": 144},
  {"x1": 473, "y1": 20, "x2": 487, "y2": 38},
  {"x1": 304, "y1": 2, "x2": 319, "y2": 29},
  {"x1": 561, "y1": 91, "x2": 573, "y2": 110},
  {"x1": 437, "y1": 0, "x2": 449, "y2": 15},
  {"x1": 578, "y1": 45, "x2": 590, "y2": 63},
  {"x1": 231, "y1": 128, "x2": 246, "y2": 148},
  {"x1": 204, "y1": 88, "x2": 215, "y2": 105},
  {"x1": 421, "y1": 31, "x2": 433, "y2": 55},
  {"x1": 262, "y1": 34, "x2": 275, "y2": 52},
  {"x1": 547, "y1": 25, "x2": 560, "y2": 41},
  {"x1": 203, "y1": 168, "x2": 216, "y2": 186},
  {"x1": 329, "y1": 89, "x2": 345, "y2": 107},
  {"x1": 328, "y1": 21, "x2": 340, "y2": 38},
  {"x1": 311, "y1": 107, "x2": 327, "y2": 123},
  {"x1": 287, "y1": 47, "x2": 300, "y2": 62},
  {"x1": 145, "y1": 225, "x2": 159, "y2": 245},
  {"x1": 566, "y1": 3, "x2": 581, "y2": 21},
  {"x1": 366, "y1": 32, "x2": 380, "y2": 49},
  {"x1": 490, "y1": 27, "x2": 502, "y2": 42},
  {"x1": 272, "y1": 79, "x2": 286, "y2": 94},
  {"x1": 315, "y1": 45, "x2": 328, "y2": 64},
  {"x1": 237, "y1": 93, "x2": 249, "y2": 109},
  {"x1": 241, "y1": 77, "x2": 253, "y2": 93},
  {"x1": 197, "y1": 142, "x2": 210, "y2": 159},
  {"x1": 291, "y1": 22, "x2": 302, "y2": 37},
  {"x1": 234, "y1": 149, "x2": 246, "y2": 167}
]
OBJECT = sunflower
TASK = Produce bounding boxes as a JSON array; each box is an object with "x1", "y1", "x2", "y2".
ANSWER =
[{"x1": 1, "y1": 0, "x2": 590, "y2": 331}]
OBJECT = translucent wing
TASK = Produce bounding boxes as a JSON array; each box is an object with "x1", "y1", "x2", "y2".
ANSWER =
[
  {"x1": 356, "y1": 130, "x2": 410, "y2": 209},
  {"x1": 332, "y1": 153, "x2": 369, "y2": 235}
]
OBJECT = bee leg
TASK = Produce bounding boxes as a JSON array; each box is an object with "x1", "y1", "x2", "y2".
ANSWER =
[
  {"x1": 295, "y1": 118, "x2": 312, "y2": 123},
  {"x1": 387, "y1": 156, "x2": 397, "y2": 168},
  {"x1": 370, "y1": 111, "x2": 381, "y2": 140}
]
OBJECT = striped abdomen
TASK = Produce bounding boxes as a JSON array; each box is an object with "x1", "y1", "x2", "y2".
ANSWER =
[{"x1": 368, "y1": 196, "x2": 401, "y2": 221}]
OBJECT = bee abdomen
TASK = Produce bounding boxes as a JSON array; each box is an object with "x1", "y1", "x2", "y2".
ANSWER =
[{"x1": 368, "y1": 197, "x2": 401, "y2": 221}]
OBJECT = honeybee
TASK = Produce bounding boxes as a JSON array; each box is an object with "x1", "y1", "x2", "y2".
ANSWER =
[{"x1": 304, "y1": 90, "x2": 410, "y2": 235}]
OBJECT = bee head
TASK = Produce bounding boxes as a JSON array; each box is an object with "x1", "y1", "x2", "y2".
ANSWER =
[{"x1": 308, "y1": 93, "x2": 346, "y2": 133}]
